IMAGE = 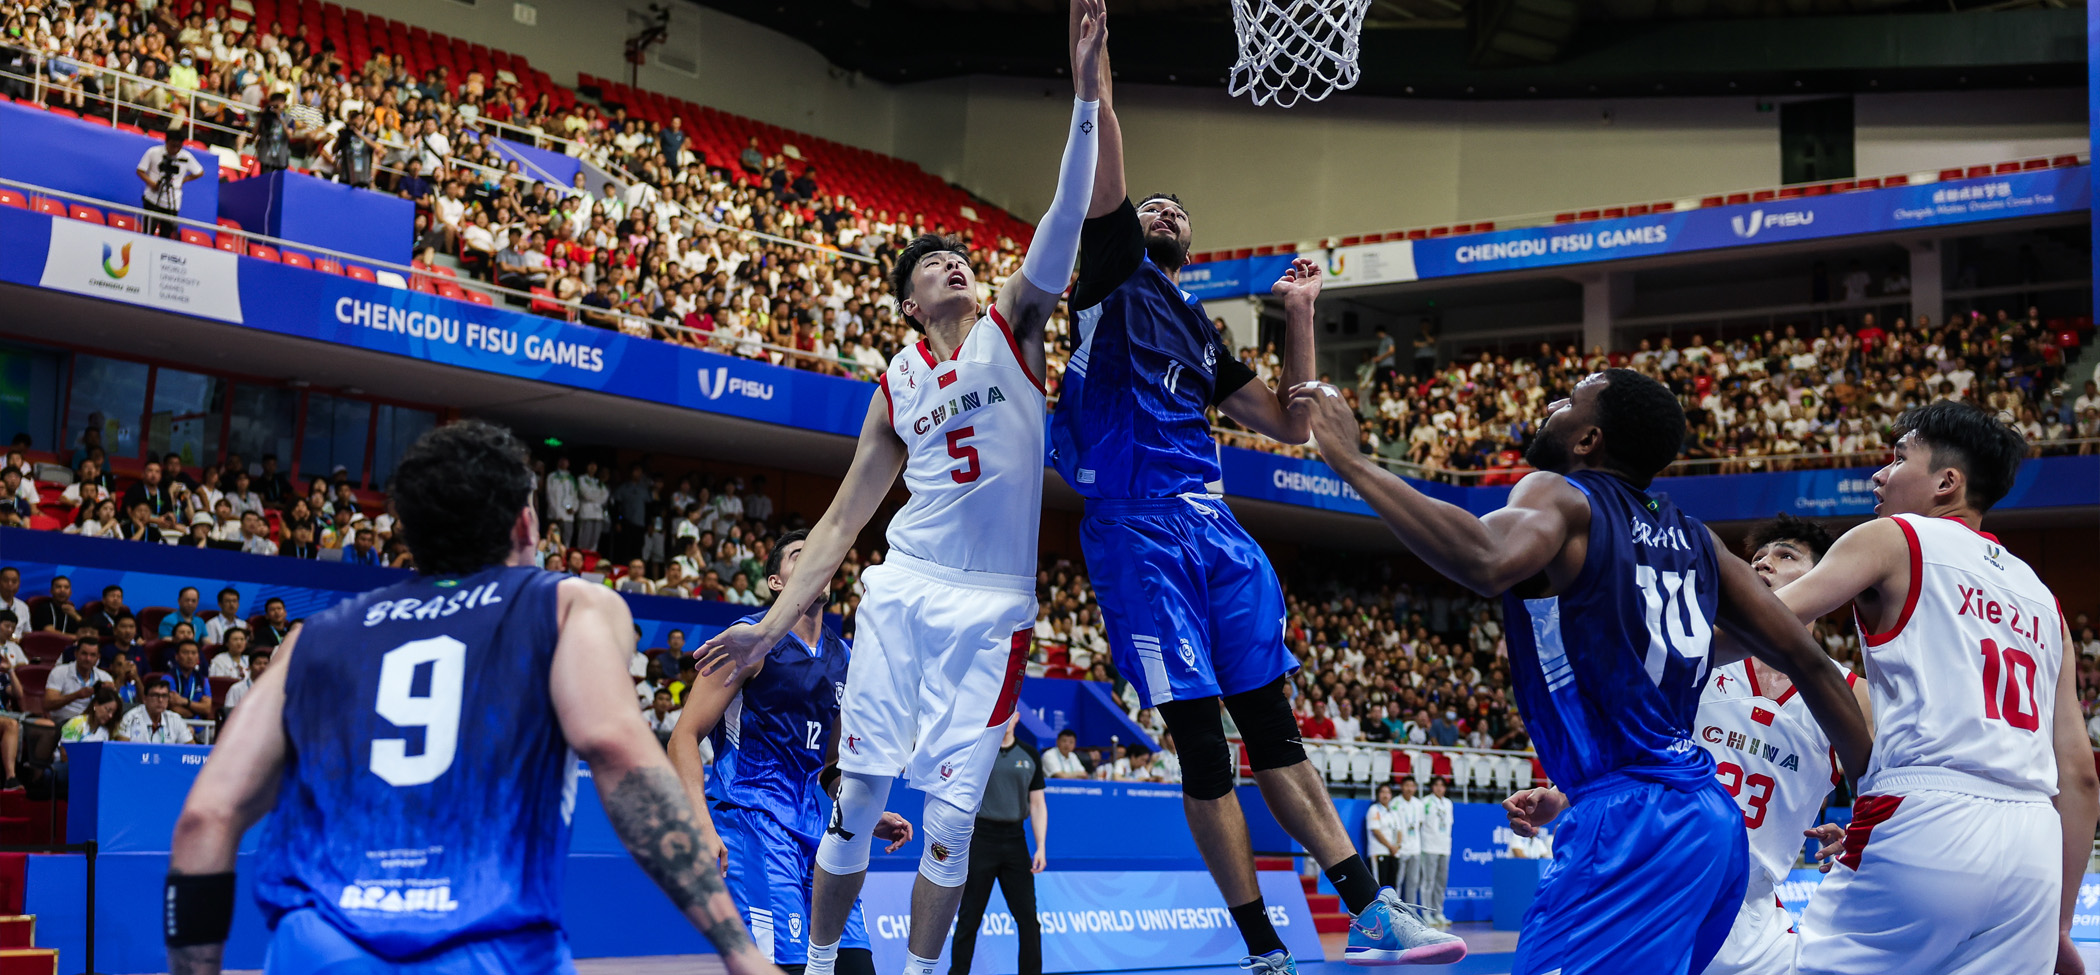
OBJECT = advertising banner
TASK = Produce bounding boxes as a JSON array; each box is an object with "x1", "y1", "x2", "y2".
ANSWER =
[
  {"x1": 857, "y1": 869, "x2": 1320, "y2": 975},
  {"x1": 39, "y1": 216, "x2": 243, "y2": 323},
  {"x1": 1180, "y1": 166, "x2": 2091, "y2": 297}
]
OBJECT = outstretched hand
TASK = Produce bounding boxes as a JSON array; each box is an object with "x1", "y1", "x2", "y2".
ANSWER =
[
  {"x1": 1286, "y1": 381, "x2": 1363, "y2": 461},
  {"x1": 1271, "y1": 257, "x2": 1323, "y2": 305},
  {"x1": 693, "y1": 622, "x2": 775, "y2": 687},
  {"x1": 1070, "y1": 0, "x2": 1107, "y2": 102}
]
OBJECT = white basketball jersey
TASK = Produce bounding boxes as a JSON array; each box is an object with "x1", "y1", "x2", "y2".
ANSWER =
[
  {"x1": 1857, "y1": 514, "x2": 2062, "y2": 801},
  {"x1": 878, "y1": 306, "x2": 1046, "y2": 579},
  {"x1": 1696, "y1": 658, "x2": 1851, "y2": 885}
]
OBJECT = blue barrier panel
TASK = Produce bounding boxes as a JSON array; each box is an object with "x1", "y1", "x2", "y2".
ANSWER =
[
  {"x1": 1491, "y1": 857, "x2": 1548, "y2": 930},
  {"x1": 0, "y1": 101, "x2": 220, "y2": 225},
  {"x1": 859, "y1": 869, "x2": 1319, "y2": 975},
  {"x1": 217, "y1": 170, "x2": 414, "y2": 266},
  {"x1": 488, "y1": 136, "x2": 583, "y2": 189}
]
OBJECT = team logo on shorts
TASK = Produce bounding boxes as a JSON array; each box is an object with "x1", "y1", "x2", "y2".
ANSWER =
[
  {"x1": 1178, "y1": 639, "x2": 1197, "y2": 667},
  {"x1": 931, "y1": 842, "x2": 953, "y2": 862}
]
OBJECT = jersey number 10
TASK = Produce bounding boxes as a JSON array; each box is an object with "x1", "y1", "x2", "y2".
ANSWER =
[{"x1": 370, "y1": 636, "x2": 468, "y2": 786}]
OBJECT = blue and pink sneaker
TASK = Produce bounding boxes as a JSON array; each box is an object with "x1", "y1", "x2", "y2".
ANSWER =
[{"x1": 1345, "y1": 887, "x2": 1468, "y2": 966}]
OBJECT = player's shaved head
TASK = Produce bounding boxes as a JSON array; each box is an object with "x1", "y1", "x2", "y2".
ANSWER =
[{"x1": 391, "y1": 419, "x2": 535, "y2": 576}]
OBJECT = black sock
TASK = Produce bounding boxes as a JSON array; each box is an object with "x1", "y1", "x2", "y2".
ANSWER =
[
  {"x1": 1325, "y1": 854, "x2": 1381, "y2": 915},
  {"x1": 1229, "y1": 897, "x2": 1286, "y2": 957}
]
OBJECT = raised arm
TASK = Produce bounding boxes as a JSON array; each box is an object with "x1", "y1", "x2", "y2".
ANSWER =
[
  {"x1": 993, "y1": 0, "x2": 1106, "y2": 379},
  {"x1": 1291, "y1": 383, "x2": 1582, "y2": 597},
  {"x1": 697, "y1": 394, "x2": 905, "y2": 684},
  {"x1": 166, "y1": 627, "x2": 300, "y2": 975},
  {"x1": 1710, "y1": 531, "x2": 1872, "y2": 784},
  {"x1": 2050, "y1": 618, "x2": 2099, "y2": 971},
  {"x1": 1219, "y1": 258, "x2": 1321, "y2": 444},
  {"x1": 548, "y1": 580, "x2": 778, "y2": 975}
]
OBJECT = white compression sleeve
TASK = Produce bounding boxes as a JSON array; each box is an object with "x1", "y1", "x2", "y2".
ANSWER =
[{"x1": 1018, "y1": 96, "x2": 1100, "y2": 296}]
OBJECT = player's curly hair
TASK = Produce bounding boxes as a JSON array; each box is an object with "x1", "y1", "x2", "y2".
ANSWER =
[
  {"x1": 888, "y1": 233, "x2": 971, "y2": 331},
  {"x1": 1595, "y1": 368, "x2": 1687, "y2": 486},
  {"x1": 1892, "y1": 399, "x2": 2027, "y2": 512},
  {"x1": 1742, "y1": 514, "x2": 1835, "y2": 562},
  {"x1": 389, "y1": 419, "x2": 535, "y2": 576}
]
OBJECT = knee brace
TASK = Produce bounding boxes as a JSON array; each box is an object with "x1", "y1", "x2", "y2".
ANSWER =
[
  {"x1": 916, "y1": 796, "x2": 976, "y2": 888},
  {"x1": 1223, "y1": 677, "x2": 1307, "y2": 772},
  {"x1": 1157, "y1": 697, "x2": 1235, "y2": 801},
  {"x1": 814, "y1": 770, "x2": 893, "y2": 877}
]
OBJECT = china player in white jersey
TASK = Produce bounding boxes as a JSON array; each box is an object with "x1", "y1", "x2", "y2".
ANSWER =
[
  {"x1": 1771, "y1": 400, "x2": 2098, "y2": 975},
  {"x1": 697, "y1": 6, "x2": 1108, "y2": 975},
  {"x1": 1697, "y1": 515, "x2": 1871, "y2": 975}
]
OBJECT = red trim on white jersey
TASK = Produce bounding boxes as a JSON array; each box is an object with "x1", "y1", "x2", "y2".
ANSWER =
[
  {"x1": 986, "y1": 303, "x2": 1046, "y2": 394},
  {"x1": 1858, "y1": 516, "x2": 1924, "y2": 648}
]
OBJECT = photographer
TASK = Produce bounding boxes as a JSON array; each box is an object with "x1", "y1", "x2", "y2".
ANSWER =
[{"x1": 135, "y1": 126, "x2": 208, "y2": 239}]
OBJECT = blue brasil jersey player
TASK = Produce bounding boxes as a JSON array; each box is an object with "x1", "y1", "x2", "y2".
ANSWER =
[
  {"x1": 164, "y1": 420, "x2": 781, "y2": 975},
  {"x1": 669, "y1": 529, "x2": 914, "y2": 975},
  {"x1": 1291, "y1": 369, "x2": 1874, "y2": 975},
  {"x1": 1049, "y1": 51, "x2": 1460, "y2": 973}
]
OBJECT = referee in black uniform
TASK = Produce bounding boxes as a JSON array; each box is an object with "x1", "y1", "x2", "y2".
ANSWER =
[{"x1": 949, "y1": 713, "x2": 1049, "y2": 975}]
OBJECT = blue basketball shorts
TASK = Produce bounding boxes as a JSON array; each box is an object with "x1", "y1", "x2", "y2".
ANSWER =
[
  {"x1": 1510, "y1": 774, "x2": 1747, "y2": 975},
  {"x1": 263, "y1": 907, "x2": 574, "y2": 975},
  {"x1": 1082, "y1": 495, "x2": 1296, "y2": 707},
  {"x1": 717, "y1": 804, "x2": 870, "y2": 965}
]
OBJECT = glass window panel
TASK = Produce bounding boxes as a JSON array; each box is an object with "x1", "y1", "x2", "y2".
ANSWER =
[
  {"x1": 146, "y1": 368, "x2": 225, "y2": 468},
  {"x1": 371, "y1": 405, "x2": 437, "y2": 489},
  {"x1": 301, "y1": 394, "x2": 371, "y2": 482},
  {"x1": 226, "y1": 385, "x2": 297, "y2": 476},
  {"x1": 64, "y1": 355, "x2": 149, "y2": 463}
]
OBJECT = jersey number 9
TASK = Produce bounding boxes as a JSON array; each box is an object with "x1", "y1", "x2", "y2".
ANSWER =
[{"x1": 370, "y1": 636, "x2": 468, "y2": 786}]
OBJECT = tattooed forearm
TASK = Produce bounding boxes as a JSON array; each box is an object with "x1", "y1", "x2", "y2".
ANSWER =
[
  {"x1": 599, "y1": 764, "x2": 757, "y2": 957},
  {"x1": 168, "y1": 943, "x2": 223, "y2": 975}
]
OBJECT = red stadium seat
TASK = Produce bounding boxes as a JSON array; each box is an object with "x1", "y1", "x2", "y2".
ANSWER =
[
  {"x1": 68, "y1": 204, "x2": 104, "y2": 224},
  {"x1": 179, "y1": 228, "x2": 214, "y2": 248},
  {"x1": 107, "y1": 212, "x2": 140, "y2": 232}
]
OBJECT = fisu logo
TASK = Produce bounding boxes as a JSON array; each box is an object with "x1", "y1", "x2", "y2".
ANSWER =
[{"x1": 696, "y1": 367, "x2": 775, "y2": 401}]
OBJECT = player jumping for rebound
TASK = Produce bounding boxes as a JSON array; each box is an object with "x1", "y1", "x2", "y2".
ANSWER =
[
  {"x1": 164, "y1": 421, "x2": 780, "y2": 975},
  {"x1": 1049, "y1": 37, "x2": 1450, "y2": 972},
  {"x1": 669, "y1": 529, "x2": 915, "y2": 975},
  {"x1": 1689, "y1": 515, "x2": 1871, "y2": 975},
  {"x1": 1292, "y1": 370, "x2": 1873, "y2": 975},
  {"x1": 695, "y1": 6, "x2": 1104, "y2": 974},
  {"x1": 1768, "y1": 400, "x2": 2099, "y2": 975}
]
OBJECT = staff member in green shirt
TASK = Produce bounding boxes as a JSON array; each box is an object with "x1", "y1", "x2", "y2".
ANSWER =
[{"x1": 949, "y1": 713, "x2": 1049, "y2": 975}]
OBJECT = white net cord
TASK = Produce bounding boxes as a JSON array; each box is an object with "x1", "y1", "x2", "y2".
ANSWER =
[{"x1": 1228, "y1": 0, "x2": 1371, "y2": 107}]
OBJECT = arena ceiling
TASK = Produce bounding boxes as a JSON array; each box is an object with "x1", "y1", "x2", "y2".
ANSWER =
[{"x1": 685, "y1": 0, "x2": 2082, "y2": 98}]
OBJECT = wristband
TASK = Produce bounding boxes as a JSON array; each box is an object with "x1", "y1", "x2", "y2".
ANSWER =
[{"x1": 164, "y1": 871, "x2": 236, "y2": 947}]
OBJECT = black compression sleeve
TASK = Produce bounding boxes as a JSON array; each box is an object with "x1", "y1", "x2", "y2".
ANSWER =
[{"x1": 1070, "y1": 199, "x2": 1143, "y2": 315}]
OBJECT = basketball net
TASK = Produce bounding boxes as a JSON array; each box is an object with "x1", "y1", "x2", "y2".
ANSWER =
[{"x1": 1228, "y1": 0, "x2": 1370, "y2": 107}]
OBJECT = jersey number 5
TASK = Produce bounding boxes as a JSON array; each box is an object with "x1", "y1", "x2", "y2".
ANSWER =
[
  {"x1": 1978, "y1": 638, "x2": 2041, "y2": 731},
  {"x1": 947, "y1": 427, "x2": 980, "y2": 484},
  {"x1": 1634, "y1": 566, "x2": 1712, "y2": 687},
  {"x1": 370, "y1": 636, "x2": 467, "y2": 786}
]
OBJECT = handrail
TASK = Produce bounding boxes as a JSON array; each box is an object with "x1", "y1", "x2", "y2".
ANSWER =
[{"x1": 0, "y1": 176, "x2": 870, "y2": 373}]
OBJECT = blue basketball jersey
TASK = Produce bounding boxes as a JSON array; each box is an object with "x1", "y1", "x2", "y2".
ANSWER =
[
  {"x1": 708, "y1": 615, "x2": 851, "y2": 843},
  {"x1": 1052, "y1": 255, "x2": 1236, "y2": 500},
  {"x1": 1501, "y1": 470, "x2": 1721, "y2": 796},
  {"x1": 253, "y1": 566, "x2": 579, "y2": 959}
]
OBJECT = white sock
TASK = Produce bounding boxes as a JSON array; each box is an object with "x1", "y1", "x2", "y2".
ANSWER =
[
  {"x1": 901, "y1": 950, "x2": 939, "y2": 975},
  {"x1": 805, "y1": 938, "x2": 839, "y2": 975}
]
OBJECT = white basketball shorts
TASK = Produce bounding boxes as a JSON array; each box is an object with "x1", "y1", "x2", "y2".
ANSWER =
[
  {"x1": 1795, "y1": 789, "x2": 2060, "y2": 975},
  {"x1": 835, "y1": 549, "x2": 1035, "y2": 812}
]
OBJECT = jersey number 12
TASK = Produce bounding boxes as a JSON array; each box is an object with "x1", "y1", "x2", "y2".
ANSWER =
[{"x1": 370, "y1": 636, "x2": 467, "y2": 786}]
